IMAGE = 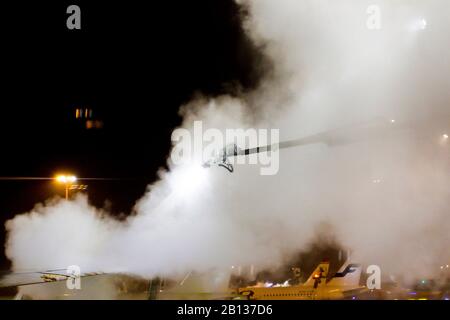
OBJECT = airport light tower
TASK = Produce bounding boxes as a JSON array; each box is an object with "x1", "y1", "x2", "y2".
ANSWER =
[{"x1": 55, "y1": 175, "x2": 78, "y2": 200}]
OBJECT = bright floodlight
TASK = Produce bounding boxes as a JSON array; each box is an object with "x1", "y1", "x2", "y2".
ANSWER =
[
  {"x1": 55, "y1": 175, "x2": 77, "y2": 184},
  {"x1": 443, "y1": 134, "x2": 449, "y2": 139},
  {"x1": 169, "y1": 164, "x2": 208, "y2": 199},
  {"x1": 55, "y1": 175, "x2": 67, "y2": 183}
]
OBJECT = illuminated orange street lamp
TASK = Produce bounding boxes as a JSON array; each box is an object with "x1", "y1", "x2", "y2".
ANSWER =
[
  {"x1": 1, "y1": 175, "x2": 96, "y2": 199},
  {"x1": 55, "y1": 175, "x2": 77, "y2": 200}
]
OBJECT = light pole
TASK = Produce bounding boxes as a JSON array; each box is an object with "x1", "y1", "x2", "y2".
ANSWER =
[
  {"x1": 1, "y1": 175, "x2": 94, "y2": 200},
  {"x1": 55, "y1": 175, "x2": 78, "y2": 200}
]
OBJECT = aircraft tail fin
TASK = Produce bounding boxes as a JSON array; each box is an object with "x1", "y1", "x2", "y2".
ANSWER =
[{"x1": 303, "y1": 261, "x2": 330, "y2": 287}]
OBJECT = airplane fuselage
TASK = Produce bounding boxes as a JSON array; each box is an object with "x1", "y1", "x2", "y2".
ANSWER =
[{"x1": 239, "y1": 285, "x2": 365, "y2": 300}]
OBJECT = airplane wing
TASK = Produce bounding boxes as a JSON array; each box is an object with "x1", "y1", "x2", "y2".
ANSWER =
[{"x1": 0, "y1": 269, "x2": 105, "y2": 288}]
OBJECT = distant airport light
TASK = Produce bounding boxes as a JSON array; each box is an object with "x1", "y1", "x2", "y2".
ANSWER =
[
  {"x1": 419, "y1": 19, "x2": 427, "y2": 30},
  {"x1": 390, "y1": 119, "x2": 396, "y2": 124},
  {"x1": 55, "y1": 175, "x2": 77, "y2": 184},
  {"x1": 411, "y1": 18, "x2": 428, "y2": 31},
  {"x1": 443, "y1": 134, "x2": 449, "y2": 139}
]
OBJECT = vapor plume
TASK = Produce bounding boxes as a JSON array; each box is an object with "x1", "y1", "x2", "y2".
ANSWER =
[{"x1": 5, "y1": 0, "x2": 450, "y2": 286}]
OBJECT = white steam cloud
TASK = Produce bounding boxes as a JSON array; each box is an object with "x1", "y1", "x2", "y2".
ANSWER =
[{"x1": 5, "y1": 0, "x2": 450, "y2": 282}]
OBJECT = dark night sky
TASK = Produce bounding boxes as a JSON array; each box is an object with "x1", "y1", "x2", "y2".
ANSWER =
[{"x1": 0, "y1": 1, "x2": 267, "y2": 269}]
